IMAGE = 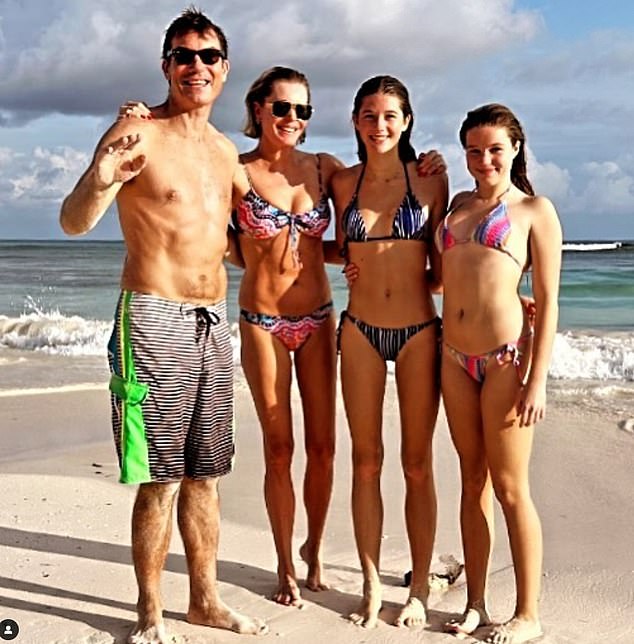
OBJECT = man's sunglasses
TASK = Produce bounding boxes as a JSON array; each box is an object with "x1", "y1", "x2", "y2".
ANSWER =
[
  {"x1": 268, "y1": 100, "x2": 314, "y2": 121},
  {"x1": 166, "y1": 47, "x2": 225, "y2": 66}
]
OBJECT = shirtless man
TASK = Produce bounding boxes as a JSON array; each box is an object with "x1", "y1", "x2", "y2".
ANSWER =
[{"x1": 60, "y1": 8, "x2": 267, "y2": 643}]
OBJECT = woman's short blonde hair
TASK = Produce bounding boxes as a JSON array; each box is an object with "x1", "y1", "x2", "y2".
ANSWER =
[{"x1": 243, "y1": 66, "x2": 311, "y2": 144}]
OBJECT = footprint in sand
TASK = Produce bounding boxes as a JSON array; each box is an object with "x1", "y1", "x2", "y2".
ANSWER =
[{"x1": 618, "y1": 418, "x2": 634, "y2": 434}]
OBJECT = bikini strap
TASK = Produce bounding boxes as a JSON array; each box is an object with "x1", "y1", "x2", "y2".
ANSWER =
[
  {"x1": 316, "y1": 153, "x2": 324, "y2": 194},
  {"x1": 351, "y1": 164, "x2": 366, "y2": 201},
  {"x1": 402, "y1": 159, "x2": 430, "y2": 241},
  {"x1": 403, "y1": 160, "x2": 414, "y2": 196},
  {"x1": 243, "y1": 164, "x2": 254, "y2": 189}
]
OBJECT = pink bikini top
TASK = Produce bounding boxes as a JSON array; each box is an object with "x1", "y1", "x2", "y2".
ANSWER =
[
  {"x1": 435, "y1": 192, "x2": 523, "y2": 269},
  {"x1": 232, "y1": 155, "x2": 330, "y2": 265}
]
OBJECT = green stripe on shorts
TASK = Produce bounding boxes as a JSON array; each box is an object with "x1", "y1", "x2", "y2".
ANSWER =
[{"x1": 114, "y1": 290, "x2": 151, "y2": 484}]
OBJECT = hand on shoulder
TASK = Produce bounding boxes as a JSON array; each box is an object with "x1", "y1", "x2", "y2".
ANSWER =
[
  {"x1": 117, "y1": 100, "x2": 152, "y2": 121},
  {"x1": 416, "y1": 149, "x2": 447, "y2": 177}
]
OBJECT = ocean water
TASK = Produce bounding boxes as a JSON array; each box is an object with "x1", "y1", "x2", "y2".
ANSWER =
[{"x1": 1, "y1": 239, "x2": 633, "y2": 416}]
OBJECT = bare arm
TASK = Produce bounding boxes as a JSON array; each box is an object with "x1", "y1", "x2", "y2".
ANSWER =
[
  {"x1": 518, "y1": 196, "x2": 563, "y2": 426},
  {"x1": 331, "y1": 168, "x2": 354, "y2": 263},
  {"x1": 426, "y1": 173, "x2": 449, "y2": 291},
  {"x1": 320, "y1": 154, "x2": 348, "y2": 264},
  {"x1": 60, "y1": 122, "x2": 147, "y2": 235},
  {"x1": 323, "y1": 240, "x2": 345, "y2": 264},
  {"x1": 225, "y1": 225, "x2": 245, "y2": 268},
  {"x1": 433, "y1": 190, "x2": 469, "y2": 287},
  {"x1": 322, "y1": 153, "x2": 347, "y2": 201}
]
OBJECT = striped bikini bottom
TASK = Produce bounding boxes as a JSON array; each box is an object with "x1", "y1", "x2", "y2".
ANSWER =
[{"x1": 338, "y1": 311, "x2": 441, "y2": 362}]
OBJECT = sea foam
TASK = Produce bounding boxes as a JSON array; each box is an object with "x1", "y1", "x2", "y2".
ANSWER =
[
  {"x1": 562, "y1": 242, "x2": 623, "y2": 251},
  {"x1": 1, "y1": 312, "x2": 632, "y2": 381},
  {"x1": 549, "y1": 332, "x2": 634, "y2": 381},
  {"x1": 0, "y1": 312, "x2": 242, "y2": 364}
]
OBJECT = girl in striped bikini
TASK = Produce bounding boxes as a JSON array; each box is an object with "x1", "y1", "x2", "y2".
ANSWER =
[{"x1": 332, "y1": 76, "x2": 448, "y2": 629}]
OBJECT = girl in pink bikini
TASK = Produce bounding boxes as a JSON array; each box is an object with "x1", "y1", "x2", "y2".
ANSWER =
[{"x1": 438, "y1": 104, "x2": 562, "y2": 643}]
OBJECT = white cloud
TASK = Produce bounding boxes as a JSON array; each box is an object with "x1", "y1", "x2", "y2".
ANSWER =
[
  {"x1": 1, "y1": 146, "x2": 89, "y2": 205},
  {"x1": 0, "y1": 1, "x2": 633, "y2": 240},
  {"x1": 526, "y1": 147, "x2": 571, "y2": 205},
  {"x1": 0, "y1": 146, "x2": 15, "y2": 166},
  {"x1": 0, "y1": 0, "x2": 541, "y2": 122},
  {"x1": 571, "y1": 160, "x2": 634, "y2": 216}
]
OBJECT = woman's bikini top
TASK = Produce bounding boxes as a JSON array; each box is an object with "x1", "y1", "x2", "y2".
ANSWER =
[
  {"x1": 232, "y1": 154, "x2": 330, "y2": 264},
  {"x1": 435, "y1": 190, "x2": 523, "y2": 269},
  {"x1": 342, "y1": 162, "x2": 429, "y2": 243}
]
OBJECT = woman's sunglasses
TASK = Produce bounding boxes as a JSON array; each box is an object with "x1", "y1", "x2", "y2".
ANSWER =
[
  {"x1": 166, "y1": 47, "x2": 225, "y2": 66},
  {"x1": 268, "y1": 100, "x2": 314, "y2": 121}
]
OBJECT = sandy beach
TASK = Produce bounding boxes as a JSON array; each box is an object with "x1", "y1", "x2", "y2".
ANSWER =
[{"x1": 1, "y1": 370, "x2": 633, "y2": 644}]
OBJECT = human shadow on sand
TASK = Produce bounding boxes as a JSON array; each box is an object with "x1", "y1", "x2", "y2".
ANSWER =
[
  {"x1": 1, "y1": 526, "x2": 464, "y2": 639},
  {"x1": 0, "y1": 526, "x2": 277, "y2": 641}
]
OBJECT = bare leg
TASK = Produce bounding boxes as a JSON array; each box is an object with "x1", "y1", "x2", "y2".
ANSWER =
[
  {"x1": 240, "y1": 320, "x2": 301, "y2": 606},
  {"x1": 128, "y1": 481, "x2": 179, "y2": 644},
  {"x1": 295, "y1": 316, "x2": 336, "y2": 592},
  {"x1": 180, "y1": 477, "x2": 268, "y2": 634},
  {"x1": 441, "y1": 353, "x2": 494, "y2": 635},
  {"x1": 483, "y1": 360, "x2": 543, "y2": 642},
  {"x1": 340, "y1": 320, "x2": 387, "y2": 628},
  {"x1": 393, "y1": 326, "x2": 440, "y2": 628}
]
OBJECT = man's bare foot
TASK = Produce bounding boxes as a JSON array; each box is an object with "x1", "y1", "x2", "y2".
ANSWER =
[
  {"x1": 187, "y1": 600, "x2": 269, "y2": 635},
  {"x1": 445, "y1": 601, "x2": 491, "y2": 638},
  {"x1": 299, "y1": 542, "x2": 329, "y2": 591},
  {"x1": 486, "y1": 617, "x2": 543, "y2": 644},
  {"x1": 348, "y1": 580, "x2": 382, "y2": 628},
  {"x1": 127, "y1": 621, "x2": 170, "y2": 644},
  {"x1": 272, "y1": 570, "x2": 304, "y2": 607},
  {"x1": 394, "y1": 595, "x2": 427, "y2": 628}
]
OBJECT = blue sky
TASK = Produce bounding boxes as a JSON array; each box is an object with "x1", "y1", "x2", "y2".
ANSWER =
[{"x1": 0, "y1": 0, "x2": 632, "y2": 240}]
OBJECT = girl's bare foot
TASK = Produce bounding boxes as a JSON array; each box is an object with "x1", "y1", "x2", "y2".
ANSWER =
[
  {"x1": 348, "y1": 580, "x2": 382, "y2": 628},
  {"x1": 486, "y1": 617, "x2": 543, "y2": 643},
  {"x1": 394, "y1": 595, "x2": 427, "y2": 628},
  {"x1": 300, "y1": 542, "x2": 329, "y2": 591},
  {"x1": 271, "y1": 570, "x2": 304, "y2": 607},
  {"x1": 445, "y1": 601, "x2": 491, "y2": 638}
]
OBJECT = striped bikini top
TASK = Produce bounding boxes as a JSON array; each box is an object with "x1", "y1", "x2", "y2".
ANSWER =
[
  {"x1": 342, "y1": 162, "x2": 429, "y2": 243},
  {"x1": 233, "y1": 154, "x2": 330, "y2": 264},
  {"x1": 435, "y1": 190, "x2": 523, "y2": 269}
]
